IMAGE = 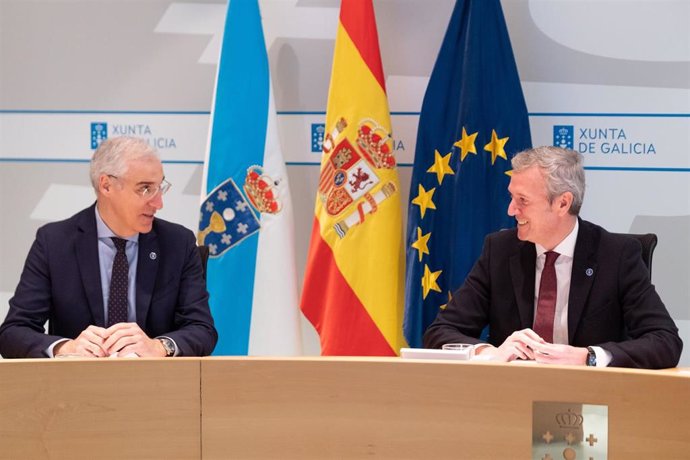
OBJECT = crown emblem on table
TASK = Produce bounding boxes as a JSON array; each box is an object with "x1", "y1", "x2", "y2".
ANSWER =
[
  {"x1": 356, "y1": 119, "x2": 396, "y2": 169},
  {"x1": 243, "y1": 165, "x2": 281, "y2": 214},
  {"x1": 556, "y1": 409, "x2": 583, "y2": 429},
  {"x1": 557, "y1": 127, "x2": 570, "y2": 136}
]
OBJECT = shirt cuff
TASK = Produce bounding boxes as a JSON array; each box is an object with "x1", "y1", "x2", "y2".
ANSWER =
[
  {"x1": 47, "y1": 338, "x2": 70, "y2": 358},
  {"x1": 591, "y1": 346, "x2": 613, "y2": 367}
]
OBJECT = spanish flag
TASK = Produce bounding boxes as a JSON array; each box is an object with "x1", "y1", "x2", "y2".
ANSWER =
[{"x1": 300, "y1": 0, "x2": 406, "y2": 356}]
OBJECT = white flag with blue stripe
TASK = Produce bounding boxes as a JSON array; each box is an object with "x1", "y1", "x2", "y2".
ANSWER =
[{"x1": 199, "y1": 0, "x2": 302, "y2": 355}]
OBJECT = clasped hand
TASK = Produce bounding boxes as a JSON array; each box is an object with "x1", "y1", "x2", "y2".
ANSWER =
[
  {"x1": 54, "y1": 323, "x2": 166, "y2": 358},
  {"x1": 476, "y1": 328, "x2": 588, "y2": 365}
]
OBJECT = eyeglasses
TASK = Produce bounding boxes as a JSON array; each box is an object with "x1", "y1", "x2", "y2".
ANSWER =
[{"x1": 108, "y1": 175, "x2": 172, "y2": 199}]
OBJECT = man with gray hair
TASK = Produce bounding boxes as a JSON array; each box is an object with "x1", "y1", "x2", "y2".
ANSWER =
[
  {"x1": 0, "y1": 136, "x2": 217, "y2": 358},
  {"x1": 424, "y1": 146, "x2": 681, "y2": 368}
]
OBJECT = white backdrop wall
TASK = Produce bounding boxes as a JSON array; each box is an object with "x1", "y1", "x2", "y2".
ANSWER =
[{"x1": 1, "y1": 0, "x2": 688, "y2": 363}]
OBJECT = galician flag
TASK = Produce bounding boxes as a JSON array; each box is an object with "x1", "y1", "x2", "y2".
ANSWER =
[
  {"x1": 198, "y1": 0, "x2": 301, "y2": 355},
  {"x1": 300, "y1": 0, "x2": 407, "y2": 356}
]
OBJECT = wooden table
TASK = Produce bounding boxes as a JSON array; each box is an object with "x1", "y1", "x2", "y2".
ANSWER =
[{"x1": 2, "y1": 357, "x2": 688, "y2": 459}]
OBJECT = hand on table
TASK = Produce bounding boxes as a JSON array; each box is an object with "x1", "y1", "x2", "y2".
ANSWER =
[
  {"x1": 103, "y1": 322, "x2": 167, "y2": 357},
  {"x1": 475, "y1": 328, "x2": 545, "y2": 362},
  {"x1": 528, "y1": 342, "x2": 589, "y2": 366},
  {"x1": 54, "y1": 323, "x2": 166, "y2": 358},
  {"x1": 54, "y1": 325, "x2": 108, "y2": 357},
  {"x1": 475, "y1": 328, "x2": 588, "y2": 365}
]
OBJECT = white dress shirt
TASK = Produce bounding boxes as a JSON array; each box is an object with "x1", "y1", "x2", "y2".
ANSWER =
[{"x1": 534, "y1": 220, "x2": 611, "y2": 367}]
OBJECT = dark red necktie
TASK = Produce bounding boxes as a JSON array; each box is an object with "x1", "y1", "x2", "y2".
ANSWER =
[
  {"x1": 534, "y1": 251, "x2": 559, "y2": 343},
  {"x1": 107, "y1": 237, "x2": 129, "y2": 327}
]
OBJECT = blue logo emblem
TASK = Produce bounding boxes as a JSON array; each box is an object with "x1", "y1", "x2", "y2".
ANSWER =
[
  {"x1": 198, "y1": 178, "x2": 260, "y2": 258},
  {"x1": 311, "y1": 123, "x2": 325, "y2": 153},
  {"x1": 91, "y1": 122, "x2": 108, "y2": 149},
  {"x1": 553, "y1": 125, "x2": 574, "y2": 149},
  {"x1": 333, "y1": 170, "x2": 346, "y2": 187}
]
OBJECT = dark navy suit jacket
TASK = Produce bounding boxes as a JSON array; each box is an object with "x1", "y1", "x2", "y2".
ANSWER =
[
  {"x1": 0, "y1": 204, "x2": 218, "y2": 358},
  {"x1": 423, "y1": 219, "x2": 682, "y2": 369}
]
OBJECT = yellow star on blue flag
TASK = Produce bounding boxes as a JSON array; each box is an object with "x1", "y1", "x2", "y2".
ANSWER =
[
  {"x1": 421, "y1": 264, "x2": 442, "y2": 299},
  {"x1": 411, "y1": 184, "x2": 436, "y2": 218},
  {"x1": 454, "y1": 127, "x2": 478, "y2": 161},
  {"x1": 484, "y1": 129, "x2": 509, "y2": 165},
  {"x1": 411, "y1": 227, "x2": 431, "y2": 262},
  {"x1": 427, "y1": 150, "x2": 454, "y2": 185}
]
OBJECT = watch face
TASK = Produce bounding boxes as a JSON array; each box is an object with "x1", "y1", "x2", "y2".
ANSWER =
[
  {"x1": 160, "y1": 338, "x2": 174, "y2": 356},
  {"x1": 587, "y1": 350, "x2": 596, "y2": 366}
]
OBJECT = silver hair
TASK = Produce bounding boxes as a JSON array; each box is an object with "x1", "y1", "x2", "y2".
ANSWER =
[
  {"x1": 89, "y1": 137, "x2": 159, "y2": 190},
  {"x1": 511, "y1": 146, "x2": 585, "y2": 215}
]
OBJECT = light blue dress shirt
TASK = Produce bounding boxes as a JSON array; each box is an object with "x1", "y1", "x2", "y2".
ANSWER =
[{"x1": 95, "y1": 207, "x2": 139, "y2": 324}]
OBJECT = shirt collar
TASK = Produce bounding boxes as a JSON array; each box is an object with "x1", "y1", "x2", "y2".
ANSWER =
[
  {"x1": 535, "y1": 218, "x2": 578, "y2": 259},
  {"x1": 95, "y1": 205, "x2": 139, "y2": 243}
]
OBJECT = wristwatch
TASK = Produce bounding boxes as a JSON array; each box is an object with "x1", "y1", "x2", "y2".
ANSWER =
[
  {"x1": 158, "y1": 337, "x2": 175, "y2": 357},
  {"x1": 586, "y1": 346, "x2": 597, "y2": 367}
]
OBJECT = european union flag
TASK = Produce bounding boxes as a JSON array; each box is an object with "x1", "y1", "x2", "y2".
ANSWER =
[{"x1": 404, "y1": 0, "x2": 532, "y2": 347}]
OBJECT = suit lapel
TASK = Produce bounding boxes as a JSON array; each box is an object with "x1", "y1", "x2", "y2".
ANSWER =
[
  {"x1": 510, "y1": 241, "x2": 537, "y2": 329},
  {"x1": 76, "y1": 204, "x2": 105, "y2": 326},
  {"x1": 568, "y1": 220, "x2": 598, "y2": 344},
  {"x1": 136, "y1": 227, "x2": 159, "y2": 328}
]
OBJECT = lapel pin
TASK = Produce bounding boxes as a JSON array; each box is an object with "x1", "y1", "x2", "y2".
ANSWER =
[
  {"x1": 585, "y1": 268, "x2": 593, "y2": 277},
  {"x1": 150, "y1": 252, "x2": 157, "y2": 260}
]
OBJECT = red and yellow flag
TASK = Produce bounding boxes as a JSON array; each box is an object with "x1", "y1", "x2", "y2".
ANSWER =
[{"x1": 300, "y1": 0, "x2": 407, "y2": 356}]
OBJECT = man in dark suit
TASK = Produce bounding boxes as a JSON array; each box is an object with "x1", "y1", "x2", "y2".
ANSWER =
[
  {"x1": 424, "y1": 146, "x2": 682, "y2": 369},
  {"x1": 0, "y1": 136, "x2": 217, "y2": 358}
]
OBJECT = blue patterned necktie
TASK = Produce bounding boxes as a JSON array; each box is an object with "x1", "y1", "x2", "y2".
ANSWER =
[{"x1": 107, "y1": 237, "x2": 129, "y2": 326}]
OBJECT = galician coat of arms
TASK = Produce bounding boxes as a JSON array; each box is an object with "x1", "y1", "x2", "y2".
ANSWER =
[{"x1": 198, "y1": 165, "x2": 284, "y2": 257}]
